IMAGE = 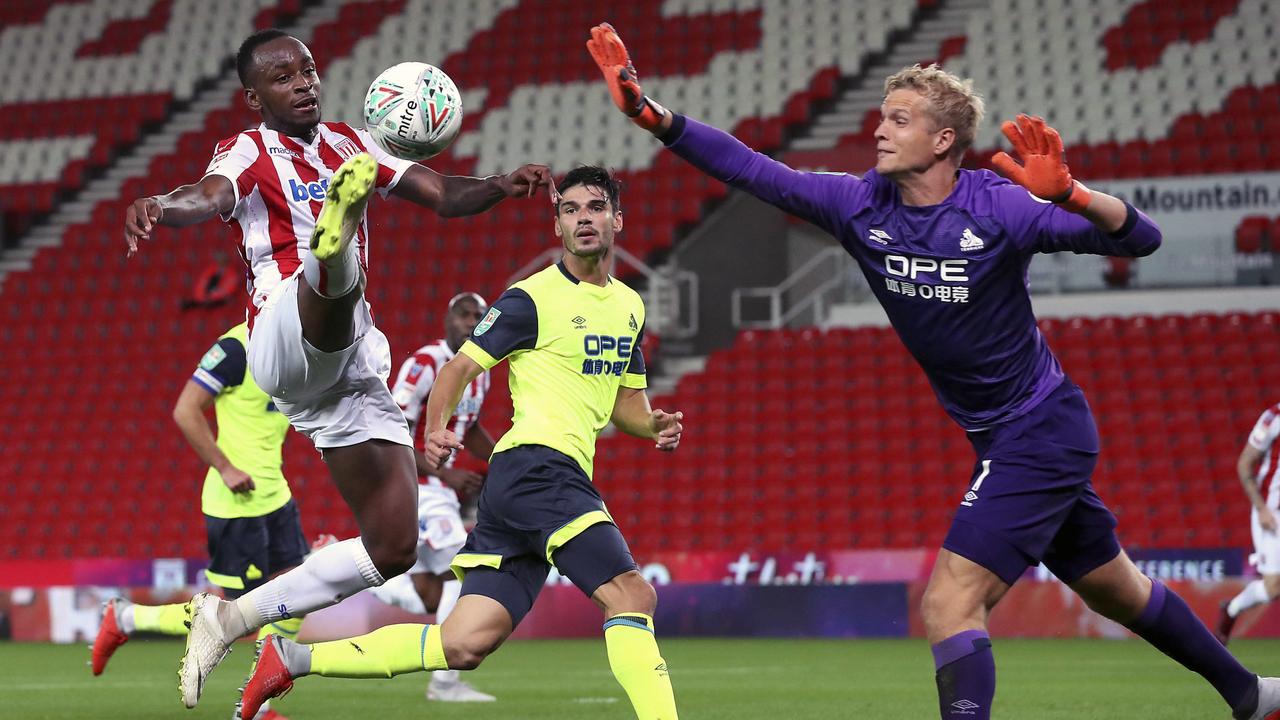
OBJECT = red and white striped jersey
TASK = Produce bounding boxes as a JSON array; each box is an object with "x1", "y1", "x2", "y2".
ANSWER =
[
  {"x1": 1247, "y1": 403, "x2": 1280, "y2": 510},
  {"x1": 203, "y1": 122, "x2": 415, "y2": 322},
  {"x1": 392, "y1": 339, "x2": 490, "y2": 489}
]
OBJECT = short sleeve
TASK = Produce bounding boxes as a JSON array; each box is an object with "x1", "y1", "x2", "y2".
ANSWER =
[
  {"x1": 622, "y1": 327, "x2": 647, "y2": 390},
  {"x1": 1248, "y1": 409, "x2": 1280, "y2": 452},
  {"x1": 459, "y1": 288, "x2": 538, "y2": 369},
  {"x1": 203, "y1": 134, "x2": 259, "y2": 219},
  {"x1": 192, "y1": 337, "x2": 247, "y2": 395},
  {"x1": 355, "y1": 127, "x2": 416, "y2": 198},
  {"x1": 391, "y1": 353, "x2": 438, "y2": 423}
]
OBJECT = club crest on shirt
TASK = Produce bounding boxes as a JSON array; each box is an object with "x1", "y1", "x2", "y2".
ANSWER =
[
  {"x1": 474, "y1": 307, "x2": 501, "y2": 336},
  {"x1": 199, "y1": 344, "x2": 226, "y2": 370},
  {"x1": 333, "y1": 138, "x2": 362, "y2": 160}
]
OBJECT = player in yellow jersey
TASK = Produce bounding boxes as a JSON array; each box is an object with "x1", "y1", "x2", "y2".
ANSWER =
[
  {"x1": 238, "y1": 166, "x2": 684, "y2": 720},
  {"x1": 92, "y1": 323, "x2": 304, "y2": 720}
]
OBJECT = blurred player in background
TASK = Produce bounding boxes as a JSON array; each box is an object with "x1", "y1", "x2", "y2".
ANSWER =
[
  {"x1": 92, "y1": 323, "x2": 302, "y2": 720},
  {"x1": 588, "y1": 22, "x2": 1280, "y2": 720},
  {"x1": 121, "y1": 28, "x2": 549, "y2": 709},
  {"x1": 368, "y1": 291, "x2": 497, "y2": 702},
  {"x1": 1217, "y1": 403, "x2": 1280, "y2": 645},
  {"x1": 237, "y1": 166, "x2": 684, "y2": 720}
]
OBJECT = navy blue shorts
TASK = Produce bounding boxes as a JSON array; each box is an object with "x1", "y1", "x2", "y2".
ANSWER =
[
  {"x1": 203, "y1": 499, "x2": 308, "y2": 599},
  {"x1": 452, "y1": 445, "x2": 637, "y2": 625},
  {"x1": 942, "y1": 380, "x2": 1122, "y2": 586}
]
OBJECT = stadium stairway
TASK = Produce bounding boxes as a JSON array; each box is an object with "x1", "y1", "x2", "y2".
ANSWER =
[{"x1": 789, "y1": 0, "x2": 989, "y2": 154}]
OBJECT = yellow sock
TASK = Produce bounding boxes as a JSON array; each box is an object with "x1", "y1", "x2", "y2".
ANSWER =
[
  {"x1": 132, "y1": 602, "x2": 191, "y2": 635},
  {"x1": 309, "y1": 624, "x2": 447, "y2": 678},
  {"x1": 604, "y1": 613, "x2": 678, "y2": 720},
  {"x1": 258, "y1": 616, "x2": 304, "y2": 642}
]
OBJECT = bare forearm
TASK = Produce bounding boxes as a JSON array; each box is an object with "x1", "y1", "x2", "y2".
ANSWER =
[
  {"x1": 173, "y1": 407, "x2": 232, "y2": 472},
  {"x1": 612, "y1": 393, "x2": 655, "y2": 439},
  {"x1": 425, "y1": 365, "x2": 469, "y2": 433},
  {"x1": 1239, "y1": 460, "x2": 1269, "y2": 511},
  {"x1": 1076, "y1": 188, "x2": 1129, "y2": 234},
  {"x1": 155, "y1": 183, "x2": 229, "y2": 227},
  {"x1": 435, "y1": 175, "x2": 508, "y2": 218}
]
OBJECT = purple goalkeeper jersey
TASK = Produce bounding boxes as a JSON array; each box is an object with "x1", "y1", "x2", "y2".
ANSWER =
[{"x1": 663, "y1": 115, "x2": 1161, "y2": 429}]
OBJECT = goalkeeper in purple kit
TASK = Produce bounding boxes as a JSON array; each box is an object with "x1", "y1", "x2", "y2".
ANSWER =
[{"x1": 588, "y1": 22, "x2": 1280, "y2": 720}]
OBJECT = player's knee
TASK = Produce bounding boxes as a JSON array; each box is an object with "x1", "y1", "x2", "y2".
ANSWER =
[
  {"x1": 602, "y1": 571, "x2": 657, "y2": 616},
  {"x1": 365, "y1": 536, "x2": 418, "y2": 579},
  {"x1": 920, "y1": 586, "x2": 976, "y2": 641},
  {"x1": 444, "y1": 635, "x2": 502, "y2": 671}
]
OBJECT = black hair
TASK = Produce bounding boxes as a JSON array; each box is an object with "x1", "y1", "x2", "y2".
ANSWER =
[
  {"x1": 555, "y1": 165, "x2": 622, "y2": 213},
  {"x1": 236, "y1": 28, "x2": 291, "y2": 86}
]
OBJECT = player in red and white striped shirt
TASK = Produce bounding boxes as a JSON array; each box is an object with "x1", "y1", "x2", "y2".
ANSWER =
[
  {"x1": 1217, "y1": 402, "x2": 1280, "y2": 644},
  {"x1": 122, "y1": 29, "x2": 549, "y2": 710},
  {"x1": 371, "y1": 291, "x2": 496, "y2": 702}
]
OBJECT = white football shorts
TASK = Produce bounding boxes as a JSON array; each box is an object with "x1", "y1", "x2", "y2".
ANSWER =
[
  {"x1": 1251, "y1": 506, "x2": 1280, "y2": 575},
  {"x1": 246, "y1": 268, "x2": 411, "y2": 450},
  {"x1": 410, "y1": 484, "x2": 468, "y2": 576}
]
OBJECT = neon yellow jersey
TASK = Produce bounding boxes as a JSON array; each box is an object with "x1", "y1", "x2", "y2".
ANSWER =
[
  {"x1": 193, "y1": 323, "x2": 293, "y2": 518},
  {"x1": 460, "y1": 262, "x2": 647, "y2": 478}
]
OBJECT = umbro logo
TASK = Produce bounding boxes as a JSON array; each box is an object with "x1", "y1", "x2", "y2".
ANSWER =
[
  {"x1": 960, "y1": 228, "x2": 984, "y2": 252},
  {"x1": 869, "y1": 228, "x2": 892, "y2": 245},
  {"x1": 950, "y1": 698, "x2": 979, "y2": 714},
  {"x1": 961, "y1": 490, "x2": 978, "y2": 507},
  {"x1": 573, "y1": 315, "x2": 587, "y2": 329}
]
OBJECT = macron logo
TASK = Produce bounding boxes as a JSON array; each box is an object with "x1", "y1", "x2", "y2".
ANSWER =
[
  {"x1": 289, "y1": 178, "x2": 329, "y2": 203},
  {"x1": 960, "y1": 228, "x2": 984, "y2": 252}
]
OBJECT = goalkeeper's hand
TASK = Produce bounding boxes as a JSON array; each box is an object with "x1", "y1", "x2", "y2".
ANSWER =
[
  {"x1": 587, "y1": 22, "x2": 667, "y2": 132},
  {"x1": 991, "y1": 114, "x2": 1091, "y2": 213}
]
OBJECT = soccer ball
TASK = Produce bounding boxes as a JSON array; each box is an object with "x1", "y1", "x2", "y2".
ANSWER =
[{"x1": 363, "y1": 62, "x2": 463, "y2": 162}]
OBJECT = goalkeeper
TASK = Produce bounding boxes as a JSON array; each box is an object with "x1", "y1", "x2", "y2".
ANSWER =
[{"x1": 587, "y1": 21, "x2": 1280, "y2": 720}]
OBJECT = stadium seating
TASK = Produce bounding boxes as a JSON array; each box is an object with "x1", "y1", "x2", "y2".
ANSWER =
[
  {"x1": 3, "y1": 0, "x2": 1279, "y2": 562},
  {"x1": 0, "y1": 0, "x2": 301, "y2": 224},
  {"x1": 790, "y1": 0, "x2": 1280, "y2": 180},
  {"x1": 593, "y1": 312, "x2": 1274, "y2": 557}
]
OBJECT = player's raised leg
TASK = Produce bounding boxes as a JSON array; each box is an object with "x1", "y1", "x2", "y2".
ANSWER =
[
  {"x1": 297, "y1": 152, "x2": 375, "y2": 352},
  {"x1": 1068, "y1": 552, "x2": 1280, "y2": 720},
  {"x1": 180, "y1": 440, "x2": 418, "y2": 708}
]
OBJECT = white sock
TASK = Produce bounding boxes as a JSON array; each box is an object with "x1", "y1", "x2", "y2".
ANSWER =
[
  {"x1": 432, "y1": 580, "x2": 462, "y2": 685},
  {"x1": 1228, "y1": 579, "x2": 1274, "y2": 617},
  {"x1": 235, "y1": 538, "x2": 384, "y2": 631},
  {"x1": 368, "y1": 572, "x2": 427, "y2": 615},
  {"x1": 117, "y1": 603, "x2": 135, "y2": 634},
  {"x1": 302, "y1": 241, "x2": 360, "y2": 299}
]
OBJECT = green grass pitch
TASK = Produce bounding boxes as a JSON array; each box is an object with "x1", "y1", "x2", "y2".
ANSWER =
[{"x1": 5, "y1": 637, "x2": 1277, "y2": 718}]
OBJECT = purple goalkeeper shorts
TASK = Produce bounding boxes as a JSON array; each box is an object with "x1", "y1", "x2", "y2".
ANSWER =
[{"x1": 942, "y1": 379, "x2": 1121, "y2": 586}]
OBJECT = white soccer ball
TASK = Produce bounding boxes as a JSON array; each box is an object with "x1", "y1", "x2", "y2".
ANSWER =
[{"x1": 363, "y1": 62, "x2": 463, "y2": 162}]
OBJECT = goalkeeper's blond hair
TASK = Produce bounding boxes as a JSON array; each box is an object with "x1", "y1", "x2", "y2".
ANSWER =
[{"x1": 884, "y1": 64, "x2": 985, "y2": 164}]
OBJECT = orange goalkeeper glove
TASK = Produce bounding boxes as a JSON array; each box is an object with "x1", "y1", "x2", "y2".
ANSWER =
[
  {"x1": 990, "y1": 114, "x2": 1091, "y2": 213},
  {"x1": 587, "y1": 22, "x2": 666, "y2": 132}
]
